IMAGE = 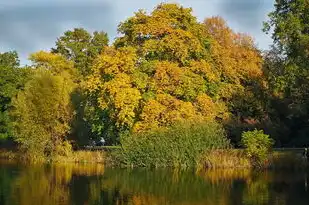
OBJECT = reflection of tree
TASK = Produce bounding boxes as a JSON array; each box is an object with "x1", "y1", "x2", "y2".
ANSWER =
[
  {"x1": 0, "y1": 161, "x2": 19, "y2": 205},
  {"x1": 94, "y1": 168, "x2": 238, "y2": 205},
  {"x1": 4, "y1": 163, "x2": 105, "y2": 205},
  {"x1": 268, "y1": 171, "x2": 309, "y2": 205},
  {"x1": 10, "y1": 165, "x2": 70, "y2": 205},
  {"x1": 241, "y1": 171, "x2": 309, "y2": 205},
  {"x1": 2, "y1": 163, "x2": 309, "y2": 205},
  {"x1": 242, "y1": 173, "x2": 269, "y2": 205}
]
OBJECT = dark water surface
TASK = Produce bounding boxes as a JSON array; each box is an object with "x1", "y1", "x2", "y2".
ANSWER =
[{"x1": 1, "y1": 160, "x2": 309, "y2": 205}]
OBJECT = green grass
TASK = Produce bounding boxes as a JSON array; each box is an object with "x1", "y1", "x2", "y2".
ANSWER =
[{"x1": 115, "y1": 122, "x2": 231, "y2": 168}]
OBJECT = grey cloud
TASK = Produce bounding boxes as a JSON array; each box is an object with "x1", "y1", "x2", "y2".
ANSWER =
[
  {"x1": 0, "y1": 2, "x2": 115, "y2": 64},
  {"x1": 0, "y1": 0, "x2": 274, "y2": 64},
  {"x1": 216, "y1": 0, "x2": 274, "y2": 49},
  {"x1": 218, "y1": 0, "x2": 267, "y2": 29}
]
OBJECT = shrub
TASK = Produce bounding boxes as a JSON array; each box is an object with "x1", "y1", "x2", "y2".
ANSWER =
[
  {"x1": 117, "y1": 121, "x2": 230, "y2": 168},
  {"x1": 241, "y1": 129, "x2": 274, "y2": 167}
]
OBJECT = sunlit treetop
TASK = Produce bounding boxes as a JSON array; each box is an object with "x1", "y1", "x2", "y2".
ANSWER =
[
  {"x1": 204, "y1": 16, "x2": 263, "y2": 85},
  {"x1": 29, "y1": 51, "x2": 78, "y2": 82},
  {"x1": 115, "y1": 3, "x2": 209, "y2": 65}
]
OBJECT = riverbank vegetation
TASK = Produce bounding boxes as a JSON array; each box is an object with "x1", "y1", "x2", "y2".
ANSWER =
[
  {"x1": 1, "y1": 2, "x2": 309, "y2": 168},
  {"x1": 117, "y1": 122, "x2": 230, "y2": 168},
  {"x1": 1, "y1": 147, "x2": 307, "y2": 170}
]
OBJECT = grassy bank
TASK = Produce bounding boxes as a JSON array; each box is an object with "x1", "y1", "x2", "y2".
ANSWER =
[
  {"x1": 201, "y1": 149, "x2": 308, "y2": 169},
  {"x1": 1, "y1": 148, "x2": 308, "y2": 169},
  {"x1": 0, "y1": 149, "x2": 17, "y2": 161},
  {"x1": 199, "y1": 149, "x2": 251, "y2": 169},
  {"x1": 0, "y1": 149, "x2": 108, "y2": 164},
  {"x1": 53, "y1": 150, "x2": 107, "y2": 163}
]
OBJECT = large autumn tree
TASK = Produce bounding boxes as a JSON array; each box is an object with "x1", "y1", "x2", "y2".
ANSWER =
[
  {"x1": 85, "y1": 3, "x2": 263, "y2": 144},
  {"x1": 203, "y1": 17, "x2": 266, "y2": 142}
]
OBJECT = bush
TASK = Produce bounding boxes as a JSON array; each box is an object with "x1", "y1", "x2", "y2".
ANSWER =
[
  {"x1": 241, "y1": 129, "x2": 274, "y2": 166},
  {"x1": 117, "y1": 121, "x2": 230, "y2": 168}
]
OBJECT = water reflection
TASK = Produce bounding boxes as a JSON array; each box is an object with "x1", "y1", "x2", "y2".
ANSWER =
[{"x1": 0, "y1": 160, "x2": 309, "y2": 205}]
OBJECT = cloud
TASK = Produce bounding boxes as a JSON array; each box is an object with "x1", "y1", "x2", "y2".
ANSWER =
[
  {"x1": 0, "y1": 0, "x2": 108, "y2": 7},
  {"x1": 0, "y1": 2, "x2": 114, "y2": 64},
  {"x1": 0, "y1": 0, "x2": 274, "y2": 64},
  {"x1": 218, "y1": 0, "x2": 266, "y2": 28},
  {"x1": 216, "y1": 0, "x2": 274, "y2": 49}
]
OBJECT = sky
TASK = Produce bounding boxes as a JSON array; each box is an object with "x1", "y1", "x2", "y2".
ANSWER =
[{"x1": 0, "y1": 0, "x2": 275, "y2": 65}]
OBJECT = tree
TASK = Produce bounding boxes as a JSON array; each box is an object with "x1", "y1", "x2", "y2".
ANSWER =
[
  {"x1": 52, "y1": 28, "x2": 109, "y2": 76},
  {"x1": 12, "y1": 52, "x2": 76, "y2": 159},
  {"x1": 263, "y1": 0, "x2": 309, "y2": 146},
  {"x1": 85, "y1": 3, "x2": 263, "y2": 145},
  {"x1": 51, "y1": 28, "x2": 110, "y2": 146},
  {"x1": 0, "y1": 51, "x2": 29, "y2": 141},
  {"x1": 264, "y1": 0, "x2": 309, "y2": 59},
  {"x1": 115, "y1": 3, "x2": 209, "y2": 65},
  {"x1": 204, "y1": 17, "x2": 262, "y2": 85},
  {"x1": 203, "y1": 16, "x2": 266, "y2": 143},
  {"x1": 0, "y1": 51, "x2": 19, "y2": 67}
]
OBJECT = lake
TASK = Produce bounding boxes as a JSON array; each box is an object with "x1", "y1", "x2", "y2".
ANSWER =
[{"x1": 1, "y1": 160, "x2": 309, "y2": 205}]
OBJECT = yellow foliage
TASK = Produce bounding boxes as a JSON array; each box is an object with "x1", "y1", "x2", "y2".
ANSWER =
[
  {"x1": 153, "y1": 61, "x2": 182, "y2": 93},
  {"x1": 188, "y1": 60, "x2": 220, "y2": 83},
  {"x1": 29, "y1": 51, "x2": 77, "y2": 78},
  {"x1": 12, "y1": 69, "x2": 76, "y2": 158},
  {"x1": 101, "y1": 74, "x2": 141, "y2": 127},
  {"x1": 195, "y1": 94, "x2": 229, "y2": 121},
  {"x1": 133, "y1": 94, "x2": 200, "y2": 132},
  {"x1": 204, "y1": 16, "x2": 263, "y2": 85},
  {"x1": 94, "y1": 46, "x2": 137, "y2": 76},
  {"x1": 86, "y1": 47, "x2": 141, "y2": 128},
  {"x1": 143, "y1": 29, "x2": 204, "y2": 63},
  {"x1": 153, "y1": 61, "x2": 206, "y2": 101},
  {"x1": 85, "y1": 4, "x2": 263, "y2": 134},
  {"x1": 116, "y1": 3, "x2": 206, "y2": 64}
]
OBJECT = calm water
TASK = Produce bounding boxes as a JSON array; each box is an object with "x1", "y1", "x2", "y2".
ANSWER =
[{"x1": 1, "y1": 160, "x2": 309, "y2": 205}]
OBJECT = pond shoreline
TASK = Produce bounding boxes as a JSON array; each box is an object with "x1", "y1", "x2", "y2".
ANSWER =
[{"x1": 1, "y1": 148, "x2": 308, "y2": 170}]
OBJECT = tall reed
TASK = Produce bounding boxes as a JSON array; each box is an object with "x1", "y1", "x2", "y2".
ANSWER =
[{"x1": 116, "y1": 121, "x2": 231, "y2": 168}]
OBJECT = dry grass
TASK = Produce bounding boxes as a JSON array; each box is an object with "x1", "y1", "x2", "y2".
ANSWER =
[
  {"x1": 53, "y1": 150, "x2": 107, "y2": 163},
  {"x1": 0, "y1": 149, "x2": 110, "y2": 165},
  {"x1": 0, "y1": 149, "x2": 18, "y2": 160},
  {"x1": 199, "y1": 149, "x2": 309, "y2": 170},
  {"x1": 199, "y1": 149, "x2": 251, "y2": 169}
]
